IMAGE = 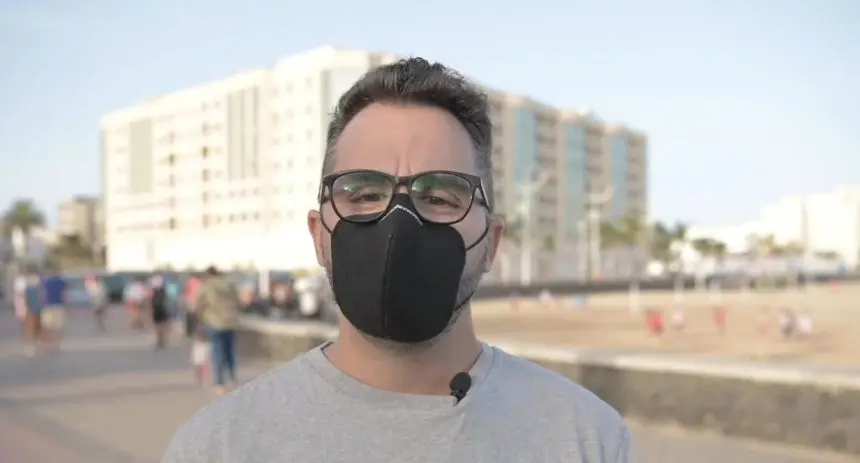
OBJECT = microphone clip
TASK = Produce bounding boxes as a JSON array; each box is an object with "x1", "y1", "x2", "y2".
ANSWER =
[{"x1": 449, "y1": 372, "x2": 472, "y2": 406}]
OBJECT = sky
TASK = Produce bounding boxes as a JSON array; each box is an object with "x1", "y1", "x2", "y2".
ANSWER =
[{"x1": 1, "y1": 0, "x2": 858, "y2": 227}]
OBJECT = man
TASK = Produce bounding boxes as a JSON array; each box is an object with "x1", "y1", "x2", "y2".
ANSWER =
[
  {"x1": 20, "y1": 267, "x2": 44, "y2": 357},
  {"x1": 163, "y1": 58, "x2": 633, "y2": 462},
  {"x1": 149, "y1": 274, "x2": 171, "y2": 349},
  {"x1": 183, "y1": 274, "x2": 203, "y2": 339},
  {"x1": 195, "y1": 266, "x2": 241, "y2": 396},
  {"x1": 41, "y1": 271, "x2": 67, "y2": 352}
]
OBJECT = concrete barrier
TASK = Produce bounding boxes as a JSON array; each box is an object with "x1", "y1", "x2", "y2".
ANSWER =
[
  {"x1": 237, "y1": 317, "x2": 860, "y2": 456},
  {"x1": 472, "y1": 274, "x2": 860, "y2": 299}
]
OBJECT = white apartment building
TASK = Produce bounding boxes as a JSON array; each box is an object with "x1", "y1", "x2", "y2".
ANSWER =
[
  {"x1": 688, "y1": 186, "x2": 860, "y2": 269},
  {"x1": 102, "y1": 48, "x2": 401, "y2": 271},
  {"x1": 102, "y1": 46, "x2": 648, "y2": 277}
]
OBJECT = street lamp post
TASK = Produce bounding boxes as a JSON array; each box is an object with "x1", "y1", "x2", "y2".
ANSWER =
[
  {"x1": 515, "y1": 171, "x2": 551, "y2": 286},
  {"x1": 576, "y1": 218, "x2": 588, "y2": 281},
  {"x1": 585, "y1": 187, "x2": 613, "y2": 280}
]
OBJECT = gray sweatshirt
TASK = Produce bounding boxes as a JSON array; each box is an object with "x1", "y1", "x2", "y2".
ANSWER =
[{"x1": 162, "y1": 342, "x2": 634, "y2": 462}]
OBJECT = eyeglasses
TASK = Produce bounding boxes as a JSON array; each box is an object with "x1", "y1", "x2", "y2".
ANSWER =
[{"x1": 319, "y1": 169, "x2": 491, "y2": 225}]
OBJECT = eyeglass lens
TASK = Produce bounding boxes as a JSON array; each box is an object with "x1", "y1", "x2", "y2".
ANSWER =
[{"x1": 330, "y1": 171, "x2": 475, "y2": 224}]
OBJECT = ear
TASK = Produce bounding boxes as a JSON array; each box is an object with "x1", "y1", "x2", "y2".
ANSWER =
[
  {"x1": 482, "y1": 216, "x2": 505, "y2": 273},
  {"x1": 307, "y1": 210, "x2": 326, "y2": 267}
]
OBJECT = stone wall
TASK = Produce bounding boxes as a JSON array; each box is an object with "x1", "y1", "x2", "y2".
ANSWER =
[{"x1": 237, "y1": 318, "x2": 860, "y2": 456}]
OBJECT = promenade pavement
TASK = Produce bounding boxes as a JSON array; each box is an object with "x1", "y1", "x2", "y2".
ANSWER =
[{"x1": 0, "y1": 308, "x2": 850, "y2": 463}]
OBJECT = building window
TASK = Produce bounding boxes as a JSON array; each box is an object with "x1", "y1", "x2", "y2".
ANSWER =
[{"x1": 513, "y1": 108, "x2": 538, "y2": 187}]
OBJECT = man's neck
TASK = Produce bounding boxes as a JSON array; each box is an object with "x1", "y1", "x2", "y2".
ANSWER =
[{"x1": 325, "y1": 311, "x2": 482, "y2": 396}]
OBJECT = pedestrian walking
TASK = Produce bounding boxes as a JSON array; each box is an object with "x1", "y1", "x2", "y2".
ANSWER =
[
  {"x1": 40, "y1": 271, "x2": 67, "y2": 353},
  {"x1": 149, "y1": 274, "x2": 171, "y2": 349},
  {"x1": 191, "y1": 329, "x2": 211, "y2": 386},
  {"x1": 124, "y1": 277, "x2": 146, "y2": 330},
  {"x1": 21, "y1": 268, "x2": 45, "y2": 357},
  {"x1": 797, "y1": 311, "x2": 814, "y2": 338},
  {"x1": 163, "y1": 58, "x2": 632, "y2": 462},
  {"x1": 778, "y1": 308, "x2": 796, "y2": 339},
  {"x1": 86, "y1": 275, "x2": 109, "y2": 333},
  {"x1": 13, "y1": 272, "x2": 28, "y2": 335},
  {"x1": 183, "y1": 274, "x2": 203, "y2": 339},
  {"x1": 195, "y1": 266, "x2": 241, "y2": 396}
]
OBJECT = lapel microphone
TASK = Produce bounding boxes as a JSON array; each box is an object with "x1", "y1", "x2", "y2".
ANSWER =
[{"x1": 449, "y1": 372, "x2": 472, "y2": 405}]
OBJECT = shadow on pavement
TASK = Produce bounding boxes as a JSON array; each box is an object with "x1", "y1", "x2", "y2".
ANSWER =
[
  {"x1": 2, "y1": 381, "x2": 197, "y2": 409},
  {"x1": 1, "y1": 398, "x2": 148, "y2": 463},
  {"x1": 0, "y1": 343, "x2": 192, "y2": 391}
]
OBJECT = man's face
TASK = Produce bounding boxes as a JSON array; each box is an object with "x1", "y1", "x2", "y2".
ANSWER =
[{"x1": 307, "y1": 103, "x2": 504, "y2": 336}]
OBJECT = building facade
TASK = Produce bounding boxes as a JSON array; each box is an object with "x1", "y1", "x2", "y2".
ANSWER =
[
  {"x1": 688, "y1": 186, "x2": 860, "y2": 270},
  {"x1": 102, "y1": 47, "x2": 648, "y2": 279},
  {"x1": 58, "y1": 196, "x2": 103, "y2": 251},
  {"x1": 486, "y1": 102, "x2": 648, "y2": 283}
]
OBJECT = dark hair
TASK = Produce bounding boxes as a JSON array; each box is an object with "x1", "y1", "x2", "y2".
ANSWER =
[
  {"x1": 323, "y1": 57, "x2": 494, "y2": 211},
  {"x1": 205, "y1": 265, "x2": 219, "y2": 276}
]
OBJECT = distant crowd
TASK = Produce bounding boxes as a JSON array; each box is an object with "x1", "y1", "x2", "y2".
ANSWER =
[{"x1": 11, "y1": 266, "x2": 332, "y2": 395}]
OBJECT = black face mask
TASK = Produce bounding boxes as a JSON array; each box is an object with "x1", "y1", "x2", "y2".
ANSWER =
[{"x1": 329, "y1": 194, "x2": 488, "y2": 344}]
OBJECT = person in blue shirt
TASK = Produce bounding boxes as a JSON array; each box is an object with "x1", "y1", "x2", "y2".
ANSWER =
[{"x1": 41, "y1": 272, "x2": 67, "y2": 351}]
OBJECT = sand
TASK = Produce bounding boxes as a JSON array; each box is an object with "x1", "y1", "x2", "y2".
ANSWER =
[{"x1": 471, "y1": 282, "x2": 860, "y2": 367}]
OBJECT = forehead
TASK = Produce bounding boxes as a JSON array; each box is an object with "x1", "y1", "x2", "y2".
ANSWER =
[{"x1": 331, "y1": 103, "x2": 477, "y2": 175}]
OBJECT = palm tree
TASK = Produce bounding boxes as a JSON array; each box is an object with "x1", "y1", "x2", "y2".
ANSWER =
[
  {"x1": 497, "y1": 213, "x2": 522, "y2": 283},
  {"x1": 541, "y1": 234, "x2": 555, "y2": 252},
  {"x1": 691, "y1": 237, "x2": 717, "y2": 290},
  {"x1": 2, "y1": 199, "x2": 45, "y2": 236},
  {"x1": 779, "y1": 240, "x2": 805, "y2": 288},
  {"x1": 2, "y1": 199, "x2": 46, "y2": 263},
  {"x1": 49, "y1": 234, "x2": 96, "y2": 271},
  {"x1": 754, "y1": 234, "x2": 780, "y2": 291},
  {"x1": 599, "y1": 220, "x2": 622, "y2": 278},
  {"x1": 689, "y1": 237, "x2": 727, "y2": 294},
  {"x1": 709, "y1": 239, "x2": 728, "y2": 297},
  {"x1": 773, "y1": 240, "x2": 807, "y2": 313},
  {"x1": 691, "y1": 237, "x2": 711, "y2": 256},
  {"x1": 600, "y1": 221, "x2": 624, "y2": 246},
  {"x1": 649, "y1": 221, "x2": 673, "y2": 268},
  {"x1": 55, "y1": 234, "x2": 90, "y2": 258},
  {"x1": 713, "y1": 241, "x2": 727, "y2": 260}
]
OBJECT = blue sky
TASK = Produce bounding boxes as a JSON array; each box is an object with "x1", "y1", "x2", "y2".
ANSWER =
[{"x1": 1, "y1": 0, "x2": 857, "y2": 227}]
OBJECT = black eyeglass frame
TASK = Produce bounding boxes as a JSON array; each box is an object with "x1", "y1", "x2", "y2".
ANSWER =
[{"x1": 318, "y1": 169, "x2": 493, "y2": 225}]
